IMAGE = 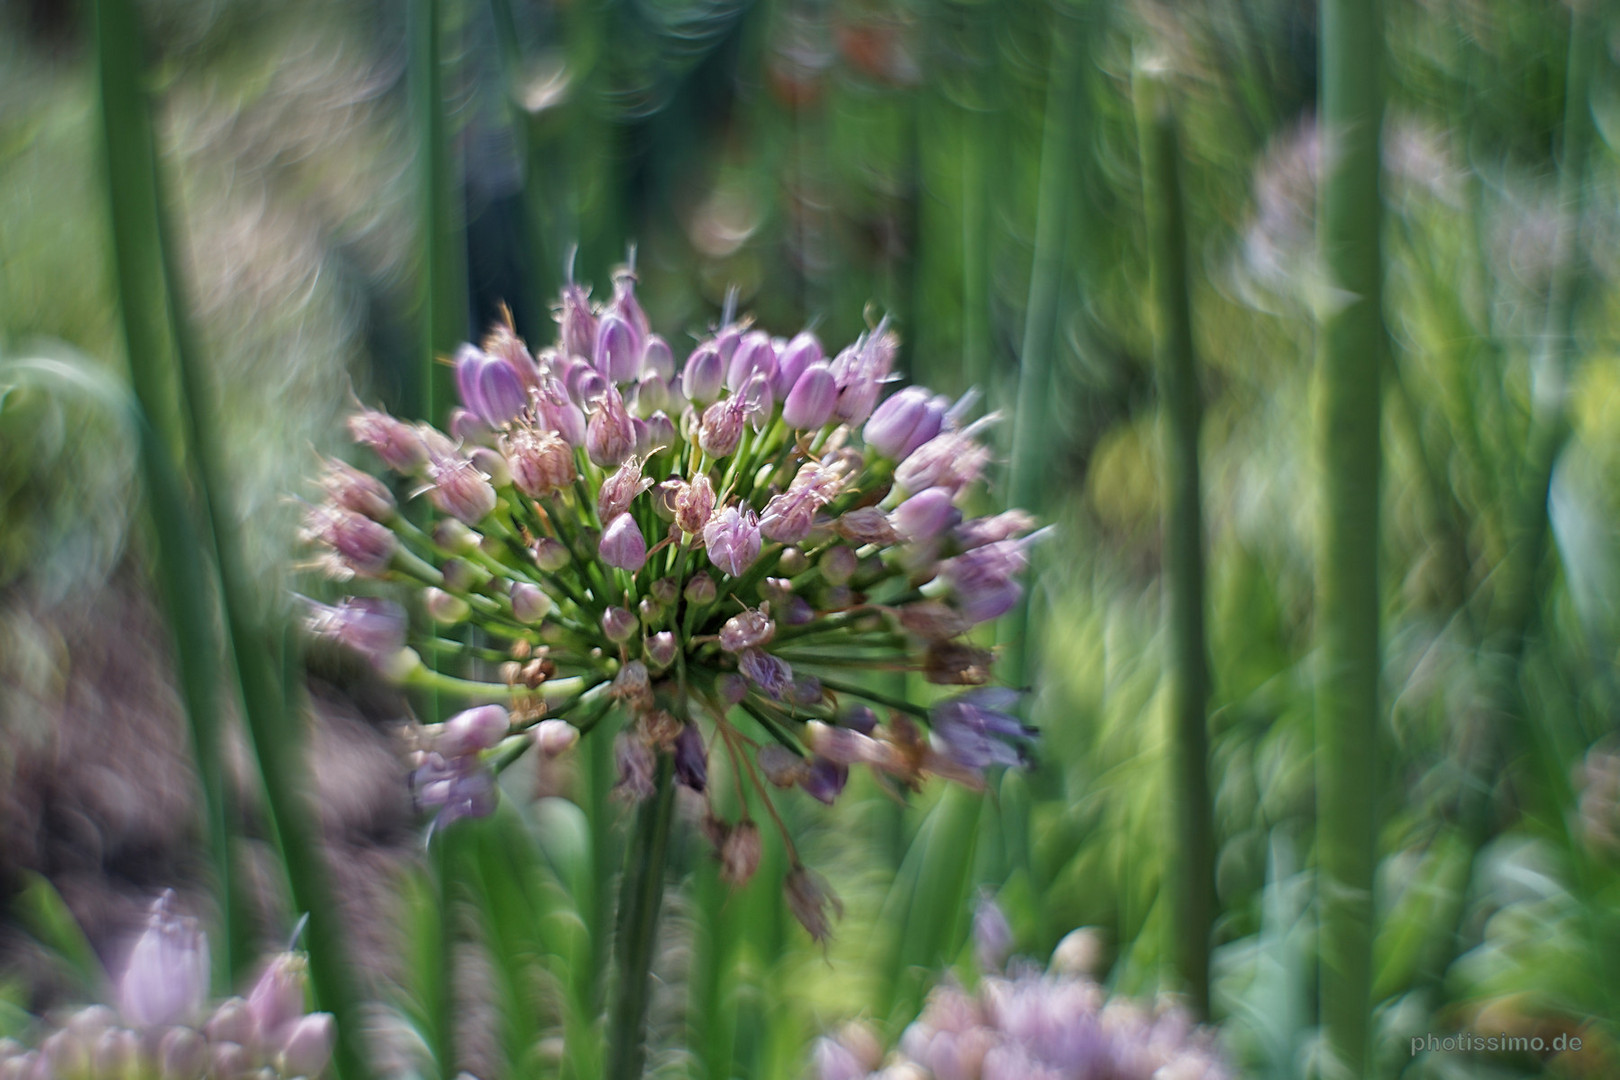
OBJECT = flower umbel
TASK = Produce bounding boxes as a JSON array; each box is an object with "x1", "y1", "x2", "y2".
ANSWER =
[{"x1": 309, "y1": 272, "x2": 1039, "y2": 942}]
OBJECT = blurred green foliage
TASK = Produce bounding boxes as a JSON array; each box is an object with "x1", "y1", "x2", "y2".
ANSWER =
[{"x1": 6, "y1": 0, "x2": 1620, "y2": 1077}]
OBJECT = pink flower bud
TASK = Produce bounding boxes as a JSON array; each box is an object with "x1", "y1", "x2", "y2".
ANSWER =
[
  {"x1": 442, "y1": 705, "x2": 510, "y2": 756},
  {"x1": 704, "y1": 506, "x2": 762, "y2": 577},
  {"x1": 246, "y1": 952, "x2": 308, "y2": 1049},
  {"x1": 645, "y1": 631, "x2": 678, "y2": 669},
  {"x1": 727, "y1": 330, "x2": 778, "y2": 392},
  {"x1": 598, "y1": 458, "x2": 652, "y2": 523},
  {"x1": 424, "y1": 587, "x2": 470, "y2": 624},
  {"x1": 830, "y1": 319, "x2": 896, "y2": 425},
  {"x1": 697, "y1": 396, "x2": 746, "y2": 458},
  {"x1": 305, "y1": 506, "x2": 396, "y2": 577},
  {"x1": 651, "y1": 576, "x2": 679, "y2": 605},
  {"x1": 204, "y1": 998, "x2": 254, "y2": 1046},
  {"x1": 720, "y1": 820, "x2": 762, "y2": 885},
  {"x1": 684, "y1": 573, "x2": 717, "y2": 605},
  {"x1": 681, "y1": 341, "x2": 725, "y2": 404},
  {"x1": 535, "y1": 376, "x2": 587, "y2": 445},
  {"x1": 645, "y1": 410, "x2": 676, "y2": 453},
  {"x1": 456, "y1": 343, "x2": 527, "y2": 427},
  {"x1": 586, "y1": 386, "x2": 636, "y2": 467},
  {"x1": 602, "y1": 606, "x2": 637, "y2": 643},
  {"x1": 427, "y1": 456, "x2": 498, "y2": 524},
  {"x1": 599, "y1": 514, "x2": 648, "y2": 572},
  {"x1": 159, "y1": 1025, "x2": 208, "y2": 1080},
  {"x1": 116, "y1": 893, "x2": 210, "y2": 1029},
  {"x1": 835, "y1": 506, "x2": 898, "y2": 546},
  {"x1": 894, "y1": 422, "x2": 996, "y2": 495},
  {"x1": 510, "y1": 581, "x2": 553, "y2": 623},
  {"x1": 739, "y1": 648, "x2": 791, "y2": 697},
  {"x1": 470, "y1": 446, "x2": 511, "y2": 489},
  {"x1": 773, "y1": 330, "x2": 823, "y2": 397},
  {"x1": 348, "y1": 407, "x2": 429, "y2": 472},
  {"x1": 532, "y1": 536, "x2": 571, "y2": 571},
  {"x1": 535, "y1": 719, "x2": 579, "y2": 755},
  {"x1": 719, "y1": 609, "x2": 775, "y2": 652},
  {"x1": 320, "y1": 458, "x2": 395, "y2": 520},
  {"x1": 782, "y1": 362, "x2": 839, "y2": 430},
  {"x1": 276, "y1": 1013, "x2": 336, "y2": 1078},
  {"x1": 674, "y1": 473, "x2": 717, "y2": 535},
  {"x1": 558, "y1": 281, "x2": 597, "y2": 360}
]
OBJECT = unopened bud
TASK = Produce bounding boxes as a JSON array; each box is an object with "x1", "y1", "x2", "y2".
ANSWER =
[
  {"x1": 683, "y1": 572, "x2": 717, "y2": 605},
  {"x1": 645, "y1": 631, "x2": 678, "y2": 669},
  {"x1": 470, "y1": 446, "x2": 512, "y2": 489},
  {"x1": 681, "y1": 341, "x2": 725, "y2": 404},
  {"x1": 673, "y1": 723, "x2": 708, "y2": 791},
  {"x1": 424, "y1": 587, "x2": 470, "y2": 624},
  {"x1": 505, "y1": 428, "x2": 577, "y2": 498},
  {"x1": 160, "y1": 1025, "x2": 208, "y2": 1080},
  {"x1": 602, "y1": 606, "x2": 637, "y2": 643},
  {"x1": 441, "y1": 704, "x2": 510, "y2": 756},
  {"x1": 535, "y1": 719, "x2": 579, "y2": 755},
  {"x1": 675, "y1": 474, "x2": 717, "y2": 535},
  {"x1": 533, "y1": 537, "x2": 571, "y2": 571},
  {"x1": 277, "y1": 1013, "x2": 337, "y2": 1078},
  {"x1": 599, "y1": 514, "x2": 648, "y2": 572},
  {"x1": 819, "y1": 545, "x2": 858, "y2": 585},
  {"x1": 511, "y1": 582, "x2": 553, "y2": 623}
]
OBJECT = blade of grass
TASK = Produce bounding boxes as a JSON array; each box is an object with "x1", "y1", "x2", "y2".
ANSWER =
[
  {"x1": 1134, "y1": 61, "x2": 1216, "y2": 1018},
  {"x1": 89, "y1": 0, "x2": 241, "y2": 994},
  {"x1": 1314, "y1": 0, "x2": 1387, "y2": 1075}
]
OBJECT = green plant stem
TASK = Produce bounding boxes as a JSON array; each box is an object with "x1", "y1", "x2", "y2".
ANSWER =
[
  {"x1": 1135, "y1": 65, "x2": 1215, "y2": 1019},
  {"x1": 1314, "y1": 0, "x2": 1386, "y2": 1075},
  {"x1": 605, "y1": 754, "x2": 677, "y2": 1080}
]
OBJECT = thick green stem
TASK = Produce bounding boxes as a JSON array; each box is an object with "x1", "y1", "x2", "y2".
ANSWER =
[
  {"x1": 605, "y1": 755, "x2": 678, "y2": 1080},
  {"x1": 1314, "y1": 0, "x2": 1386, "y2": 1076},
  {"x1": 1135, "y1": 66, "x2": 1215, "y2": 1019}
]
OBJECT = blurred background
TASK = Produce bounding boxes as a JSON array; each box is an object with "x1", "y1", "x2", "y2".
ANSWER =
[{"x1": 3, "y1": 0, "x2": 1620, "y2": 1076}]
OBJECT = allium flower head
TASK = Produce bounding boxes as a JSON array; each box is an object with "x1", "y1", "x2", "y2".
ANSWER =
[
  {"x1": 117, "y1": 891, "x2": 209, "y2": 1029},
  {"x1": 314, "y1": 267, "x2": 1039, "y2": 933}
]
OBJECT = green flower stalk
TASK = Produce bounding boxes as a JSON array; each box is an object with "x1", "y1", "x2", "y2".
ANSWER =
[{"x1": 305, "y1": 266, "x2": 1042, "y2": 1071}]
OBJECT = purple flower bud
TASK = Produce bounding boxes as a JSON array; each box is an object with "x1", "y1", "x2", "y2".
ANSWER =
[
  {"x1": 633, "y1": 374, "x2": 671, "y2": 417},
  {"x1": 645, "y1": 631, "x2": 678, "y2": 669},
  {"x1": 801, "y1": 757, "x2": 848, "y2": 804},
  {"x1": 598, "y1": 458, "x2": 652, "y2": 523},
  {"x1": 558, "y1": 281, "x2": 597, "y2": 360},
  {"x1": 611, "y1": 266, "x2": 651, "y2": 335},
  {"x1": 819, "y1": 545, "x2": 858, "y2": 585},
  {"x1": 895, "y1": 421, "x2": 997, "y2": 495},
  {"x1": 815, "y1": 1037, "x2": 867, "y2": 1080},
  {"x1": 277, "y1": 1013, "x2": 336, "y2": 1078},
  {"x1": 787, "y1": 674, "x2": 823, "y2": 706},
  {"x1": 642, "y1": 334, "x2": 675, "y2": 380},
  {"x1": 159, "y1": 1025, "x2": 208, "y2": 1080},
  {"x1": 841, "y1": 705, "x2": 879, "y2": 735},
  {"x1": 773, "y1": 330, "x2": 823, "y2": 397},
  {"x1": 894, "y1": 488, "x2": 962, "y2": 543},
  {"x1": 246, "y1": 952, "x2": 307, "y2": 1049},
  {"x1": 511, "y1": 582, "x2": 552, "y2": 623},
  {"x1": 631, "y1": 416, "x2": 654, "y2": 457},
  {"x1": 205, "y1": 998, "x2": 254, "y2": 1046},
  {"x1": 727, "y1": 330, "x2": 778, "y2": 392},
  {"x1": 898, "y1": 599, "x2": 970, "y2": 641},
  {"x1": 782, "y1": 363, "x2": 839, "y2": 430},
  {"x1": 930, "y1": 687, "x2": 1034, "y2": 773},
  {"x1": 614, "y1": 735, "x2": 656, "y2": 800},
  {"x1": 940, "y1": 538, "x2": 1032, "y2": 624},
  {"x1": 348, "y1": 407, "x2": 430, "y2": 472},
  {"x1": 760, "y1": 487, "x2": 824, "y2": 545},
  {"x1": 594, "y1": 313, "x2": 641, "y2": 383},
  {"x1": 698, "y1": 396, "x2": 746, "y2": 458},
  {"x1": 675, "y1": 474, "x2": 717, "y2": 535},
  {"x1": 466, "y1": 345, "x2": 529, "y2": 427},
  {"x1": 651, "y1": 576, "x2": 679, "y2": 605},
  {"x1": 831, "y1": 319, "x2": 897, "y2": 425},
  {"x1": 720, "y1": 609, "x2": 775, "y2": 652},
  {"x1": 424, "y1": 586, "x2": 470, "y2": 624},
  {"x1": 645, "y1": 410, "x2": 676, "y2": 453},
  {"x1": 682, "y1": 341, "x2": 725, "y2": 404},
  {"x1": 602, "y1": 605, "x2": 638, "y2": 643},
  {"x1": 586, "y1": 386, "x2": 637, "y2": 467},
  {"x1": 450, "y1": 406, "x2": 494, "y2": 446},
  {"x1": 704, "y1": 506, "x2": 762, "y2": 577},
  {"x1": 599, "y1": 514, "x2": 648, "y2": 572},
  {"x1": 757, "y1": 744, "x2": 808, "y2": 785},
  {"x1": 954, "y1": 510, "x2": 1036, "y2": 550},
  {"x1": 441, "y1": 704, "x2": 510, "y2": 756},
  {"x1": 864, "y1": 386, "x2": 947, "y2": 461},
  {"x1": 575, "y1": 368, "x2": 609, "y2": 406},
  {"x1": 441, "y1": 557, "x2": 477, "y2": 591},
  {"x1": 116, "y1": 892, "x2": 209, "y2": 1028},
  {"x1": 684, "y1": 572, "x2": 717, "y2": 605},
  {"x1": 305, "y1": 506, "x2": 397, "y2": 576},
  {"x1": 504, "y1": 428, "x2": 576, "y2": 498},
  {"x1": 533, "y1": 536, "x2": 571, "y2": 571},
  {"x1": 210, "y1": 1041, "x2": 251, "y2": 1079},
  {"x1": 483, "y1": 321, "x2": 540, "y2": 391},
  {"x1": 673, "y1": 724, "x2": 708, "y2": 791},
  {"x1": 427, "y1": 456, "x2": 498, "y2": 524},
  {"x1": 739, "y1": 648, "x2": 791, "y2": 698}
]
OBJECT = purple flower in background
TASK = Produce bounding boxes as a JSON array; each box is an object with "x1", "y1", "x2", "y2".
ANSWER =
[
  {"x1": 304, "y1": 596, "x2": 406, "y2": 666},
  {"x1": 940, "y1": 538, "x2": 1034, "y2": 625},
  {"x1": 930, "y1": 688, "x2": 1034, "y2": 774}
]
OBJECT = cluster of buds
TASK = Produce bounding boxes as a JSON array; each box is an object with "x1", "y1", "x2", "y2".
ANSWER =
[
  {"x1": 814, "y1": 917, "x2": 1231, "y2": 1080},
  {"x1": 0, "y1": 893, "x2": 334, "y2": 1079},
  {"x1": 307, "y1": 263, "x2": 1040, "y2": 940}
]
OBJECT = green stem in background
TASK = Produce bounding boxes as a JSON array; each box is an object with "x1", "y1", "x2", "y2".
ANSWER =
[
  {"x1": 1135, "y1": 62, "x2": 1215, "y2": 1020},
  {"x1": 1001, "y1": 3, "x2": 1087, "y2": 689},
  {"x1": 605, "y1": 754, "x2": 677, "y2": 1080},
  {"x1": 410, "y1": 0, "x2": 469, "y2": 424},
  {"x1": 1314, "y1": 0, "x2": 1386, "y2": 1075},
  {"x1": 94, "y1": 3, "x2": 373, "y2": 1073},
  {"x1": 429, "y1": 835, "x2": 458, "y2": 1080},
  {"x1": 89, "y1": 0, "x2": 240, "y2": 992}
]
